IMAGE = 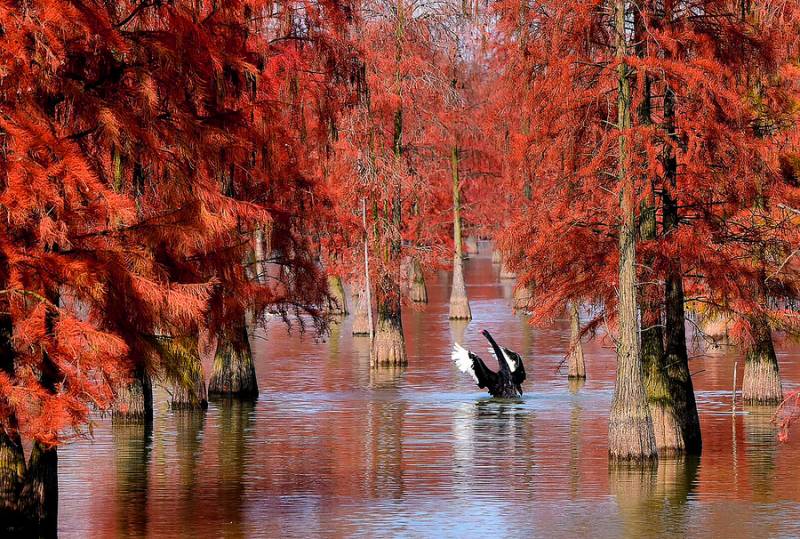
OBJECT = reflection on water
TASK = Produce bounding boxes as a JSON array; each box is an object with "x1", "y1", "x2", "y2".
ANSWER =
[{"x1": 57, "y1": 255, "x2": 800, "y2": 537}]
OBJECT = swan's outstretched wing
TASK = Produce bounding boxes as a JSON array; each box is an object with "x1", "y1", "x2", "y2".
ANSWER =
[{"x1": 452, "y1": 343, "x2": 498, "y2": 389}]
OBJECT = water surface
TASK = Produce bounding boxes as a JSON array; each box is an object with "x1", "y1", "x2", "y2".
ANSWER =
[{"x1": 59, "y1": 246, "x2": 800, "y2": 537}]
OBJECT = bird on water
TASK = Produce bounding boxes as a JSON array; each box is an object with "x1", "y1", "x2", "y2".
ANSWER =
[{"x1": 452, "y1": 330, "x2": 527, "y2": 398}]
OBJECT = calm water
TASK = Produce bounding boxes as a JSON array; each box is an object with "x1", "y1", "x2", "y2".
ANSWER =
[{"x1": 59, "y1": 246, "x2": 800, "y2": 538}]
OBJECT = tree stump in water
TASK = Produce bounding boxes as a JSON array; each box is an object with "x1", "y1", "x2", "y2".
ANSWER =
[
  {"x1": 513, "y1": 284, "x2": 531, "y2": 312},
  {"x1": 371, "y1": 319, "x2": 406, "y2": 366}
]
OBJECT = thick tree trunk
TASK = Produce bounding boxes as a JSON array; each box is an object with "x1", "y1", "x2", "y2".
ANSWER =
[
  {"x1": 372, "y1": 274, "x2": 406, "y2": 366},
  {"x1": 22, "y1": 442, "x2": 57, "y2": 536},
  {"x1": 608, "y1": 0, "x2": 657, "y2": 463},
  {"x1": 113, "y1": 367, "x2": 154, "y2": 424},
  {"x1": 742, "y1": 315, "x2": 783, "y2": 404},
  {"x1": 352, "y1": 289, "x2": 372, "y2": 336},
  {"x1": 168, "y1": 336, "x2": 209, "y2": 411},
  {"x1": 209, "y1": 319, "x2": 259, "y2": 399},
  {"x1": 408, "y1": 258, "x2": 428, "y2": 303},
  {"x1": 568, "y1": 302, "x2": 586, "y2": 379},
  {"x1": 326, "y1": 275, "x2": 349, "y2": 315}
]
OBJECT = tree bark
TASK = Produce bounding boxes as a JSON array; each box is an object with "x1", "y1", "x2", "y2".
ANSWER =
[
  {"x1": 742, "y1": 314, "x2": 783, "y2": 404},
  {"x1": 167, "y1": 335, "x2": 209, "y2": 411},
  {"x1": 0, "y1": 431, "x2": 26, "y2": 533},
  {"x1": 352, "y1": 289, "x2": 372, "y2": 336},
  {"x1": 372, "y1": 273, "x2": 406, "y2": 366},
  {"x1": 568, "y1": 302, "x2": 586, "y2": 379},
  {"x1": 209, "y1": 317, "x2": 259, "y2": 399},
  {"x1": 513, "y1": 284, "x2": 532, "y2": 312},
  {"x1": 608, "y1": 0, "x2": 658, "y2": 463},
  {"x1": 326, "y1": 275, "x2": 349, "y2": 315},
  {"x1": 408, "y1": 258, "x2": 428, "y2": 303},
  {"x1": 113, "y1": 367, "x2": 154, "y2": 424},
  {"x1": 662, "y1": 84, "x2": 702, "y2": 455},
  {"x1": 22, "y1": 442, "x2": 57, "y2": 536},
  {"x1": 449, "y1": 146, "x2": 472, "y2": 320}
]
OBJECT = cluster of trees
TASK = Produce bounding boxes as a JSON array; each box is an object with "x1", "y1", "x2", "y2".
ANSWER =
[{"x1": 1, "y1": 0, "x2": 799, "y2": 532}]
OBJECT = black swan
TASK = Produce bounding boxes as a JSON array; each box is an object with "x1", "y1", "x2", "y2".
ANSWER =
[{"x1": 452, "y1": 330, "x2": 527, "y2": 398}]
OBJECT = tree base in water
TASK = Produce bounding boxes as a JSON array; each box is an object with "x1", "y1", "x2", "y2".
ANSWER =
[
  {"x1": 371, "y1": 324, "x2": 406, "y2": 366},
  {"x1": 408, "y1": 260, "x2": 428, "y2": 303},
  {"x1": 449, "y1": 296, "x2": 472, "y2": 320},
  {"x1": 608, "y1": 403, "x2": 659, "y2": 462},
  {"x1": 112, "y1": 371, "x2": 154, "y2": 424},
  {"x1": 742, "y1": 355, "x2": 783, "y2": 405},
  {"x1": 513, "y1": 285, "x2": 531, "y2": 312},
  {"x1": 170, "y1": 369, "x2": 209, "y2": 411},
  {"x1": 648, "y1": 401, "x2": 685, "y2": 456},
  {"x1": 352, "y1": 291, "x2": 371, "y2": 336},
  {"x1": 209, "y1": 331, "x2": 259, "y2": 399}
]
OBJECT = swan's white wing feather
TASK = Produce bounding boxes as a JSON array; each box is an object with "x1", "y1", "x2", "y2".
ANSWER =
[{"x1": 452, "y1": 343, "x2": 478, "y2": 384}]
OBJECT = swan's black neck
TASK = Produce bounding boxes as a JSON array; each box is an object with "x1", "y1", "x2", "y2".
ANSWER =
[{"x1": 482, "y1": 330, "x2": 509, "y2": 372}]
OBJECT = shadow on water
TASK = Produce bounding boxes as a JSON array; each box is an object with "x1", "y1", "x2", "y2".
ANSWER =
[{"x1": 113, "y1": 422, "x2": 153, "y2": 537}]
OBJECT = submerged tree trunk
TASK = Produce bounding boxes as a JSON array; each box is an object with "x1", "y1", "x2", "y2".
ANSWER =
[
  {"x1": 568, "y1": 302, "x2": 586, "y2": 379},
  {"x1": 352, "y1": 289, "x2": 371, "y2": 336},
  {"x1": 167, "y1": 336, "x2": 209, "y2": 411},
  {"x1": 742, "y1": 314, "x2": 783, "y2": 404},
  {"x1": 326, "y1": 275, "x2": 349, "y2": 315},
  {"x1": 113, "y1": 367, "x2": 154, "y2": 424},
  {"x1": 608, "y1": 0, "x2": 657, "y2": 463},
  {"x1": 408, "y1": 258, "x2": 428, "y2": 303},
  {"x1": 209, "y1": 318, "x2": 259, "y2": 399},
  {"x1": 449, "y1": 147, "x2": 471, "y2": 320}
]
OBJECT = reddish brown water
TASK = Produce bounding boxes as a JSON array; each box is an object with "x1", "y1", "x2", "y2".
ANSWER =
[{"x1": 59, "y1": 246, "x2": 800, "y2": 537}]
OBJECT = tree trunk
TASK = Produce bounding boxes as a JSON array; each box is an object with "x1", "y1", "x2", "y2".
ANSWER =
[
  {"x1": 0, "y1": 432, "x2": 27, "y2": 534},
  {"x1": 662, "y1": 84, "x2": 702, "y2": 455},
  {"x1": 22, "y1": 442, "x2": 57, "y2": 536},
  {"x1": 372, "y1": 274, "x2": 406, "y2": 366},
  {"x1": 326, "y1": 275, "x2": 349, "y2": 315},
  {"x1": 742, "y1": 314, "x2": 783, "y2": 404},
  {"x1": 449, "y1": 146, "x2": 471, "y2": 320},
  {"x1": 168, "y1": 336, "x2": 209, "y2": 411},
  {"x1": 491, "y1": 249, "x2": 502, "y2": 264},
  {"x1": 568, "y1": 302, "x2": 586, "y2": 379},
  {"x1": 352, "y1": 289, "x2": 372, "y2": 336},
  {"x1": 513, "y1": 284, "x2": 532, "y2": 312},
  {"x1": 209, "y1": 318, "x2": 259, "y2": 399},
  {"x1": 408, "y1": 258, "x2": 428, "y2": 303},
  {"x1": 608, "y1": 0, "x2": 657, "y2": 463},
  {"x1": 113, "y1": 367, "x2": 154, "y2": 424}
]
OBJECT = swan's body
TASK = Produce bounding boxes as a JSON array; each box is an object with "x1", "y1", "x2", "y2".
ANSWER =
[{"x1": 452, "y1": 330, "x2": 526, "y2": 398}]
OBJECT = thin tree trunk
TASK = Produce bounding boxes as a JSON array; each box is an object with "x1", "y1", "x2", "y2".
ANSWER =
[
  {"x1": 742, "y1": 314, "x2": 783, "y2": 404},
  {"x1": 608, "y1": 0, "x2": 658, "y2": 463},
  {"x1": 449, "y1": 146, "x2": 471, "y2": 320},
  {"x1": 362, "y1": 199, "x2": 375, "y2": 341},
  {"x1": 209, "y1": 317, "x2": 259, "y2": 399},
  {"x1": 491, "y1": 249, "x2": 502, "y2": 264},
  {"x1": 568, "y1": 302, "x2": 586, "y2": 379}
]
